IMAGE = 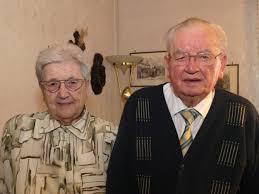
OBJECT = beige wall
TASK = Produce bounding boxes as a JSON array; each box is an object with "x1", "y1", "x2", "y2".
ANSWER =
[
  {"x1": 0, "y1": 0, "x2": 122, "y2": 135},
  {"x1": 117, "y1": 0, "x2": 259, "y2": 111}
]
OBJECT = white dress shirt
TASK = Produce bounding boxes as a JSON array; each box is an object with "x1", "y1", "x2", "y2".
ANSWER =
[{"x1": 163, "y1": 83, "x2": 215, "y2": 139}]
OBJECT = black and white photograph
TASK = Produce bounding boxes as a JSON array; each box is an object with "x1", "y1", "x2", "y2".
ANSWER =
[{"x1": 130, "y1": 51, "x2": 167, "y2": 86}]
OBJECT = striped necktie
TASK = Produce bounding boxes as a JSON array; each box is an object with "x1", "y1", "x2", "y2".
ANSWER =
[{"x1": 180, "y1": 109, "x2": 199, "y2": 157}]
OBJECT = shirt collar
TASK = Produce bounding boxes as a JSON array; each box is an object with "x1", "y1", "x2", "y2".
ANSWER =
[
  {"x1": 39, "y1": 108, "x2": 92, "y2": 140},
  {"x1": 194, "y1": 90, "x2": 214, "y2": 118},
  {"x1": 163, "y1": 83, "x2": 214, "y2": 118}
]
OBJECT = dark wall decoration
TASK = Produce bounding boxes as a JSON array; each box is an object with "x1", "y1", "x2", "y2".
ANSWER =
[
  {"x1": 68, "y1": 29, "x2": 87, "y2": 51},
  {"x1": 68, "y1": 29, "x2": 106, "y2": 95},
  {"x1": 91, "y1": 53, "x2": 106, "y2": 95}
]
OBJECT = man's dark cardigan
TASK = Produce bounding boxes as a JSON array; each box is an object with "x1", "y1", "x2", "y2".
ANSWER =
[{"x1": 107, "y1": 84, "x2": 259, "y2": 194}]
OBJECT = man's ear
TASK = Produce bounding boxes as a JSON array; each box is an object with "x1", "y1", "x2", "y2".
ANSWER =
[
  {"x1": 219, "y1": 54, "x2": 227, "y2": 79},
  {"x1": 164, "y1": 54, "x2": 170, "y2": 66},
  {"x1": 164, "y1": 54, "x2": 171, "y2": 80}
]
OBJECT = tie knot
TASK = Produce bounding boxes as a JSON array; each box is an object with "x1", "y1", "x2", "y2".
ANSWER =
[{"x1": 180, "y1": 109, "x2": 199, "y2": 125}]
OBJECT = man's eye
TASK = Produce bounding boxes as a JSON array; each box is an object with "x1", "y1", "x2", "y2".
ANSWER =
[
  {"x1": 175, "y1": 56, "x2": 187, "y2": 61},
  {"x1": 199, "y1": 54, "x2": 211, "y2": 60}
]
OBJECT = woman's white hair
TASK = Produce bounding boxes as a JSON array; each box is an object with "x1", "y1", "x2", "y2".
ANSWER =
[{"x1": 35, "y1": 43, "x2": 89, "y2": 82}]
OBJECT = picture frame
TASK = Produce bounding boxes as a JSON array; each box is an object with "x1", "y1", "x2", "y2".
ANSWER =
[
  {"x1": 216, "y1": 64, "x2": 239, "y2": 94},
  {"x1": 130, "y1": 51, "x2": 167, "y2": 87}
]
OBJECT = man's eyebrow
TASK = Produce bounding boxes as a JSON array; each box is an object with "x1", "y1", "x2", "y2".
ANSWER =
[
  {"x1": 172, "y1": 50, "x2": 188, "y2": 55},
  {"x1": 196, "y1": 49, "x2": 212, "y2": 54},
  {"x1": 173, "y1": 48, "x2": 186, "y2": 53}
]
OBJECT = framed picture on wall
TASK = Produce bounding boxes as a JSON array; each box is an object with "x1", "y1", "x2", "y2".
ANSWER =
[
  {"x1": 216, "y1": 64, "x2": 239, "y2": 94},
  {"x1": 130, "y1": 51, "x2": 168, "y2": 87}
]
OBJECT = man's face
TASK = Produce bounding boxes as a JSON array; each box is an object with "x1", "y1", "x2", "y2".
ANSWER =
[
  {"x1": 165, "y1": 24, "x2": 227, "y2": 105},
  {"x1": 41, "y1": 62, "x2": 88, "y2": 125}
]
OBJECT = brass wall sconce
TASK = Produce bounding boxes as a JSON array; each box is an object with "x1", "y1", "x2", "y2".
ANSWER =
[{"x1": 106, "y1": 55, "x2": 143, "y2": 100}]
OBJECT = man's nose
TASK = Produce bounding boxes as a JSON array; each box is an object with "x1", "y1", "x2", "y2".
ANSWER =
[{"x1": 185, "y1": 56, "x2": 200, "y2": 71}]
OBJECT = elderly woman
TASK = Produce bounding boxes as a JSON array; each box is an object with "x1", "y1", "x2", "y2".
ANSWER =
[{"x1": 0, "y1": 43, "x2": 117, "y2": 194}]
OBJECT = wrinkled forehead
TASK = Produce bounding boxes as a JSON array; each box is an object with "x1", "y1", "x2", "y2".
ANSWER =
[
  {"x1": 171, "y1": 24, "x2": 220, "y2": 53},
  {"x1": 42, "y1": 62, "x2": 83, "y2": 80}
]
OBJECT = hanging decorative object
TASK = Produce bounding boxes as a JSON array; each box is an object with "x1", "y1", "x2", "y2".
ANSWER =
[
  {"x1": 68, "y1": 28, "x2": 88, "y2": 51},
  {"x1": 68, "y1": 28, "x2": 106, "y2": 95},
  {"x1": 91, "y1": 53, "x2": 106, "y2": 95}
]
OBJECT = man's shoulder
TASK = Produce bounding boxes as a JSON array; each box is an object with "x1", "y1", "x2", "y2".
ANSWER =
[
  {"x1": 121, "y1": 84, "x2": 166, "y2": 116},
  {"x1": 216, "y1": 88, "x2": 255, "y2": 107},
  {"x1": 215, "y1": 88, "x2": 258, "y2": 116},
  {"x1": 130, "y1": 83, "x2": 165, "y2": 99}
]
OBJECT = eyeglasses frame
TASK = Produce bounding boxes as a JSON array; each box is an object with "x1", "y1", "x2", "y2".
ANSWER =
[
  {"x1": 40, "y1": 78, "x2": 86, "y2": 93},
  {"x1": 169, "y1": 52, "x2": 222, "y2": 66}
]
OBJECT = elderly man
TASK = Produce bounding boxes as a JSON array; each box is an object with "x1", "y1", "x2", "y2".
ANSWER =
[
  {"x1": 106, "y1": 18, "x2": 259, "y2": 194},
  {"x1": 0, "y1": 43, "x2": 117, "y2": 194}
]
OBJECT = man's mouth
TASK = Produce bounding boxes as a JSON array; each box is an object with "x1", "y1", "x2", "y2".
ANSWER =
[
  {"x1": 57, "y1": 102, "x2": 73, "y2": 105},
  {"x1": 184, "y1": 78, "x2": 202, "y2": 82}
]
